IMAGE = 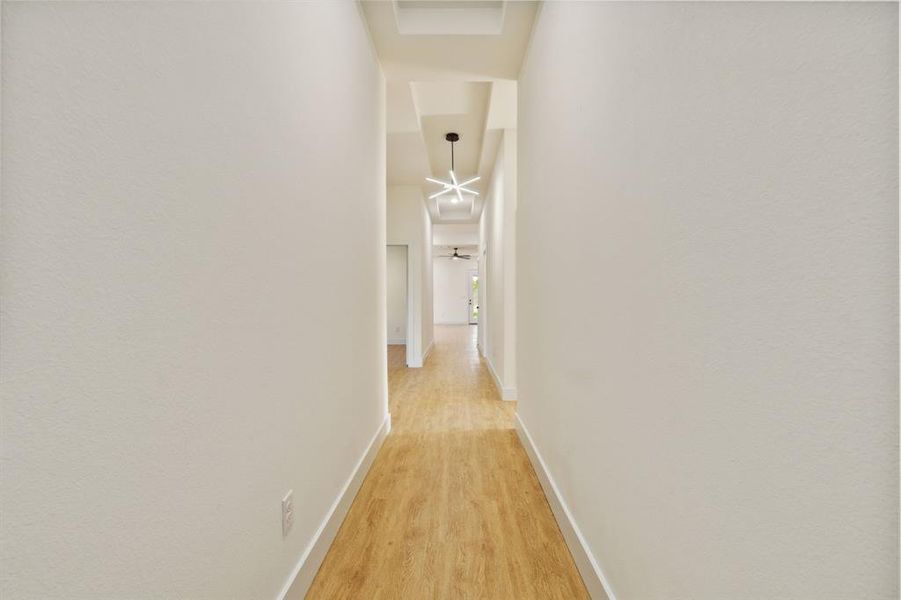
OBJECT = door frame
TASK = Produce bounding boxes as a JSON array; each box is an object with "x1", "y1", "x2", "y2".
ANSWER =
[
  {"x1": 386, "y1": 243, "x2": 415, "y2": 367},
  {"x1": 467, "y1": 268, "x2": 479, "y2": 325}
]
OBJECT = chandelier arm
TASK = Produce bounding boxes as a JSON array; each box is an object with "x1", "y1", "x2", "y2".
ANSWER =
[{"x1": 429, "y1": 187, "x2": 454, "y2": 200}]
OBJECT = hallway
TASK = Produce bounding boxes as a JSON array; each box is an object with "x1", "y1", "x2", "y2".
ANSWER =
[
  {"x1": 307, "y1": 326, "x2": 588, "y2": 599},
  {"x1": 1, "y1": 2, "x2": 897, "y2": 599}
]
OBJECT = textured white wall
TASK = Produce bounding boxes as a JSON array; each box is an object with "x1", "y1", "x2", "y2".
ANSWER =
[
  {"x1": 422, "y1": 198, "x2": 434, "y2": 357},
  {"x1": 518, "y1": 3, "x2": 898, "y2": 599},
  {"x1": 485, "y1": 146, "x2": 506, "y2": 378},
  {"x1": 0, "y1": 2, "x2": 386, "y2": 598},
  {"x1": 387, "y1": 185, "x2": 433, "y2": 365},
  {"x1": 387, "y1": 246, "x2": 407, "y2": 343},
  {"x1": 480, "y1": 131, "x2": 517, "y2": 398}
]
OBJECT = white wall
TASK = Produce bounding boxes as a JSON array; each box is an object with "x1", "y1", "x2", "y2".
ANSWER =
[
  {"x1": 478, "y1": 210, "x2": 488, "y2": 356},
  {"x1": 479, "y1": 130, "x2": 517, "y2": 400},
  {"x1": 387, "y1": 185, "x2": 434, "y2": 365},
  {"x1": 518, "y1": 3, "x2": 898, "y2": 599},
  {"x1": 422, "y1": 200, "x2": 434, "y2": 359},
  {"x1": 433, "y1": 255, "x2": 476, "y2": 325},
  {"x1": 433, "y1": 223, "x2": 479, "y2": 247},
  {"x1": 0, "y1": 3, "x2": 386, "y2": 599},
  {"x1": 386, "y1": 246, "x2": 407, "y2": 344}
]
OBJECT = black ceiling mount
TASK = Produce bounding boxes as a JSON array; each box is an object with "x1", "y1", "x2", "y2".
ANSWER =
[{"x1": 445, "y1": 132, "x2": 460, "y2": 170}]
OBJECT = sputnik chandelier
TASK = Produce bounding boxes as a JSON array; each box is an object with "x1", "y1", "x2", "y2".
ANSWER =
[{"x1": 426, "y1": 132, "x2": 480, "y2": 204}]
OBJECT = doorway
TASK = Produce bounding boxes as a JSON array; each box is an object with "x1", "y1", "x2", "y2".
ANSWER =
[
  {"x1": 386, "y1": 244, "x2": 416, "y2": 367},
  {"x1": 468, "y1": 270, "x2": 479, "y2": 325},
  {"x1": 386, "y1": 244, "x2": 408, "y2": 345}
]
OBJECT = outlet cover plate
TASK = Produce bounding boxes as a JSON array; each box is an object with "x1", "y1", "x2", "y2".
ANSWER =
[{"x1": 282, "y1": 490, "x2": 294, "y2": 538}]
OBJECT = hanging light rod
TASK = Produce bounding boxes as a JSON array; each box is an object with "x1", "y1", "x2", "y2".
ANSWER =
[{"x1": 425, "y1": 132, "x2": 480, "y2": 204}]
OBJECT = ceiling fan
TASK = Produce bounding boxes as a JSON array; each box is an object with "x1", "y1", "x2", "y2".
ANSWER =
[{"x1": 438, "y1": 247, "x2": 472, "y2": 261}]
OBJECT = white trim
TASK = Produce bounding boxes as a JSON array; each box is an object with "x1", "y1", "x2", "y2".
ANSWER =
[
  {"x1": 422, "y1": 339, "x2": 434, "y2": 364},
  {"x1": 434, "y1": 320, "x2": 469, "y2": 326},
  {"x1": 514, "y1": 413, "x2": 616, "y2": 600},
  {"x1": 278, "y1": 414, "x2": 391, "y2": 600},
  {"x1": 485, "y1": 356, "x2": 516, "y2": 401},
  {"x1": 387, "y1": 338, "x2": 406, "y2": 346},
  {"x1": 485, "y1": 355, "x2": 501, "y2": 392}
]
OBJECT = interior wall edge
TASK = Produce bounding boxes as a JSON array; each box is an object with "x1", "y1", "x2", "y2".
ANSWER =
[
  {"x1": 515, "y1": 413, "x2": 615, "y2": 600},
  {"x1": 278, "y1": 414, "x2": 391, "y2": 600}
]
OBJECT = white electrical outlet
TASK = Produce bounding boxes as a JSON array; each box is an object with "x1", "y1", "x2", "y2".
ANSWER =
[{"x1": 281, "y1": 490, "x2": 294, "y2": 538}]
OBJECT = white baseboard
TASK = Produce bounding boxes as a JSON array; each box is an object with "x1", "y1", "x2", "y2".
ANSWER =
[
  {"x1": 515, "y1": 413, "x2": 616, "y2": 600},
  {"x1": 485, "y1": 356, "x2": 516, "y2": 401},
  {"x1": 278, "y1": 414, "x2": 391, "y2": 600},
  {"x1": 387, "y1": 338, "x2": 405, "y2": 345},
  {"x1": 422, "y1": 339, "x2": 434, "y2": 364},
  {"x1": 434, "y1": 320, "x2": 469, "y2": 325}
]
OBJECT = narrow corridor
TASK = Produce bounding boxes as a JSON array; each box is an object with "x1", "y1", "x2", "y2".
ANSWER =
[{"x1": 307, "y1": 326, "x2": 588, "y2": 599}]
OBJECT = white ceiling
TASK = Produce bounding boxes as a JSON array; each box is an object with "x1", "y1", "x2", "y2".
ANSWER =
[
  {"x1": 361, "y1": 0, "x2": 539, "y2": 81},
  {"x1": 362, "y1": 0, "x2": 537, "y2": 224},
  {"x1": 394, "y1": 1, "x2": 505, "y2": 36}
]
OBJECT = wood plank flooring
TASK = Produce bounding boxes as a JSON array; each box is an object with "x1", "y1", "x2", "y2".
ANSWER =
[{"x1": 306, "y1": 325, "x2": 588, "y2": 599}]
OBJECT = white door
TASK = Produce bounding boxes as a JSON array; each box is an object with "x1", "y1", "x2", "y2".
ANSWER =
[{"x1": 468, "y1": 270, "x2": 479, "y2": 325}]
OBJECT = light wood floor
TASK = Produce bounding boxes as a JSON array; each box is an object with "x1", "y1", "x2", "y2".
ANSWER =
[{"x1": 306, "y1": 325, "x2": 589, "y2": 599}]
